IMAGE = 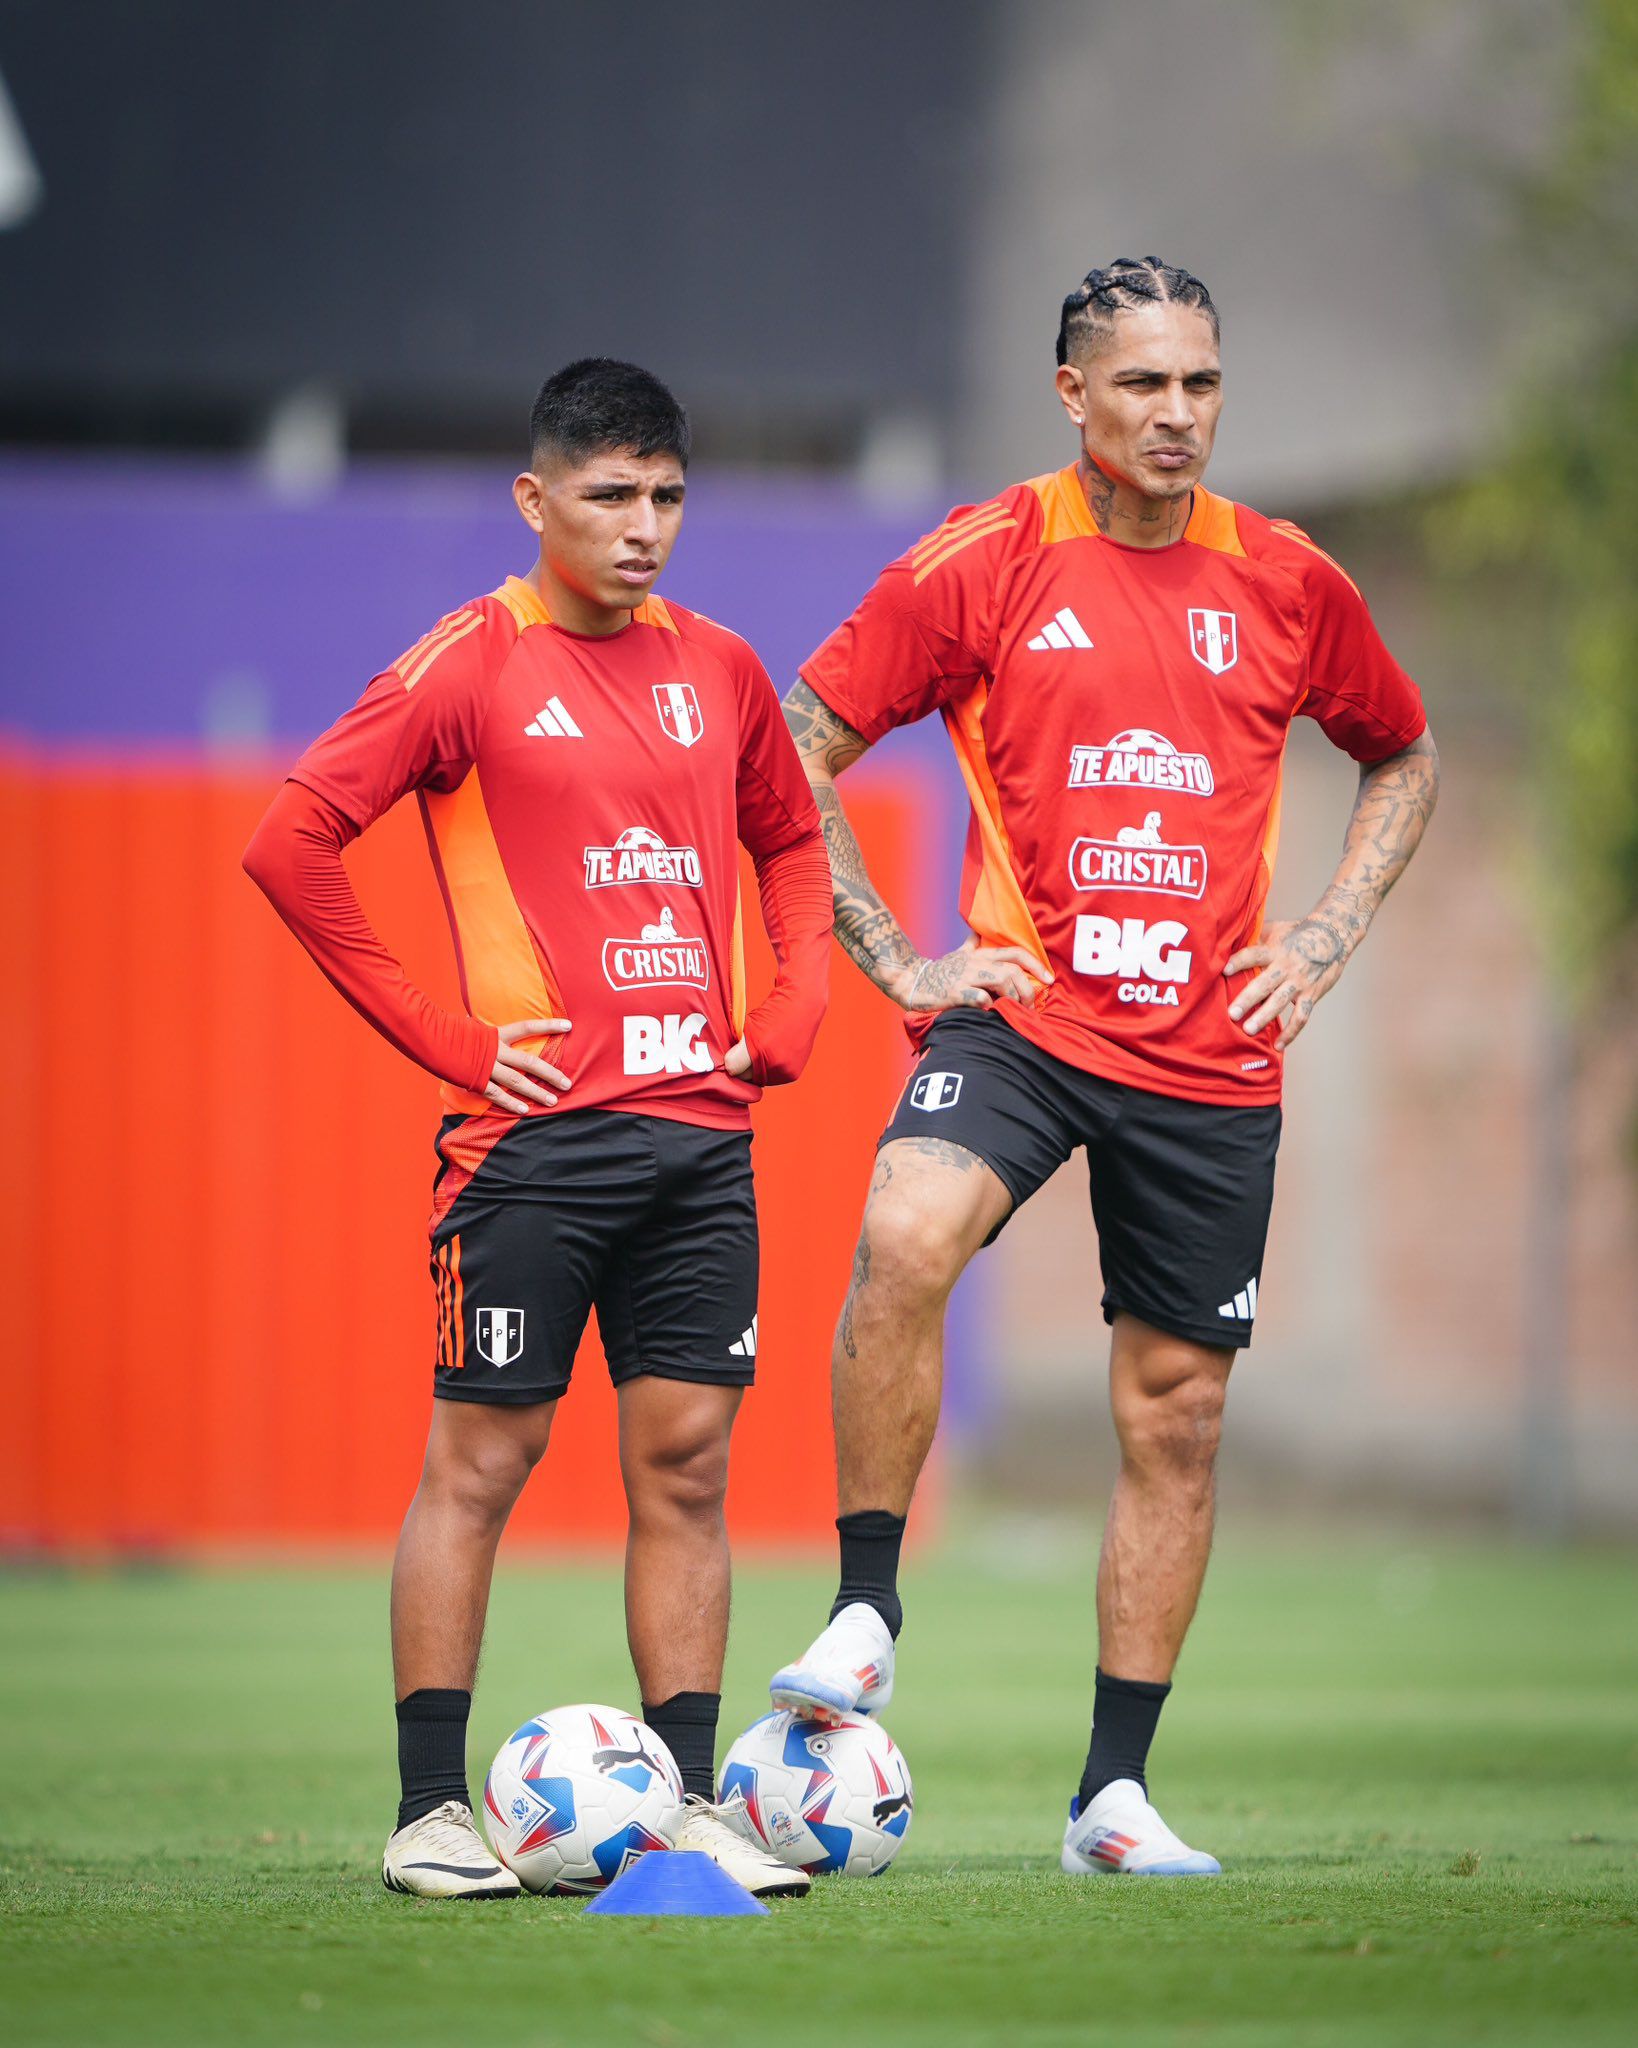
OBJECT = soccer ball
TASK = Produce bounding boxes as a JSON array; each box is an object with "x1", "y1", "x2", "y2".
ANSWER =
[
  {"x1": 717, "y1": 1709, "x2": 913, "y2": 1877},
  {"x1": 1107, "y1": 727, "x2": 1177, "y2": 756},
  {"x1": 482, "y1": 1703, "x2": 685, "y2": 1895}
]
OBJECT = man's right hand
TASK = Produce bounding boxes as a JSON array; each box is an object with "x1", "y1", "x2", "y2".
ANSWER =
[
  {"x1": 484, "y1": 1018, "x2": 573, "y2": 1113},
  {"x1": 895, "y1": 939, "x2": 1053, "y2": 1013}
]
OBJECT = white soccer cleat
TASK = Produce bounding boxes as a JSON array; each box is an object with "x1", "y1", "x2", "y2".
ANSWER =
[
  {"x1": 671, "y1": 1794, "x2": 812, "y2": 1898},
  {"x1": 1060, "y1": 1778, "x2": 1222, "y2": 1877},
  {"x1": 769, "y1": 1601, "x2": 895, "y2": 1724},
  {"x1": 382, "y1": 1798, "x2": 522, "y2": 1899}
]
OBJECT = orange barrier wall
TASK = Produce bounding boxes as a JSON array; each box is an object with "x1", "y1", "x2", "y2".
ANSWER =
[{"x1": 0, "y1": 751, "x2": 919, "y2": 1551}]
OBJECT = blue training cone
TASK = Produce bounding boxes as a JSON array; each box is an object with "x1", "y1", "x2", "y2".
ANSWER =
[{"x1": 582, "y1": 1849, "x2": 769, "y2": 1917}]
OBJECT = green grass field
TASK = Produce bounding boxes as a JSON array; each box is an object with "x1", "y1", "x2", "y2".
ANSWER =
[{"x1": 1, "y1": 1536, "x2": 1633, "y2": 2046}]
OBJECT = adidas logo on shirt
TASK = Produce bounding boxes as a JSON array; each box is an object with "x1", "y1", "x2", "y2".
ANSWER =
[
  {"x1": 1027, "y1": 607, "x2": 1093, "y2": 652},
  {"x1": 525, "y1": 696, "x2": 584, "y2": 738},
  {"x1": 728, "y1": 1314, "x2": 759, "y2": 1358},
  {"x1": 1218, "y1": 1276, "x2": 1259, "y2": 1322}
]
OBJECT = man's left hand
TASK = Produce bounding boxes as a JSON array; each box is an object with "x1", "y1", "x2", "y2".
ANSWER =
[
  {"x1": 723, "y1": 1038, "x2": 753, "y2": 1078},
  {"x1": 1224, "y1": 914, "x2": 1352, "y2": 1051}
]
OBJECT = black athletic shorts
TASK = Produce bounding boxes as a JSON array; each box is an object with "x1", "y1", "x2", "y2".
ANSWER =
[
  {"x1": 879, "y1": 1010, "x2": 1280, "y2": 1351},
  {"x1": 429, "y1": 1111, "x2": 759, "y2": 1405}
]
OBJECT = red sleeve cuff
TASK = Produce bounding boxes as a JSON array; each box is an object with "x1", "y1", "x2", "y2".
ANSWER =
[{"x1": 740, "y1": 831, "x2": 833, "y2": 1086}]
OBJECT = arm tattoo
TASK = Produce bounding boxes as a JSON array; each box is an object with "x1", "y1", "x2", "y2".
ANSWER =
[
  {"x1": 783, "y1": 681, "x2": 921, "y2": 1000},
  {"x1": 1304, "y1": 729, "x2": 1441, "y2": 961},
  {"x1": 782, "y1": 679, "x2": 871, "y2": 779}
]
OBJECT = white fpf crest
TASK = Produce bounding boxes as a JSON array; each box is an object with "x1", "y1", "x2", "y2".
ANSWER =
[
  {"x1": 910, "y1": 1071, "x2": 963, "y2": 1111},
  {"x1": 476, "y1": 1308, "x2": 525, "y2": 1366},
  {"x1": 653, "y1": 682, "x2": 704, "y2": 747},
  {"x1": 1188, "y1": 609, "x2": 1238, "y2": 674}
]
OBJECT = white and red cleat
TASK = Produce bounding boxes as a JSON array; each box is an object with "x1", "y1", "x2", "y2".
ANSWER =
[
  {"x1": 1060, "y1": 1779, "x2": 1221, "y2": 1876},
  {"x1": 768, "y1": 1602, "x2": 895, "y2": 1724}
]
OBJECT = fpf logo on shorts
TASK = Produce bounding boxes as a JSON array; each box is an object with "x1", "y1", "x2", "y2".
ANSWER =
[
  {"x1": 476, "y1": 1308, "x2": 525, "y2": 1367},
  {"x1": 654, "y1": 682, "x2": 704, "y2": 747},
  {"x1": 910, "y1": 1071, "x2": 963, "y2": 1112}
]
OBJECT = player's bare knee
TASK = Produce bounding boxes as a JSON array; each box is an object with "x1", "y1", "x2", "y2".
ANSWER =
[
  {"x1": 1115, "y1": 1367, "x2": 1226, "y2": 1478},
  {"x1": 627, "y1": 1418, "x2": 732, "y2": 1521},
  {"x1": 861, "y1": 1187, "x2": 971, "y2": 1307},
  {"x1": 424, "y1": 1420, "x2": 544, "y2": 1522}
]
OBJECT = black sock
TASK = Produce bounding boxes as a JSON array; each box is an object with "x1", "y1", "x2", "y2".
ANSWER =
[
  {"x1": 395, "y1": 1687, "x2": 472, "y2": 1831},
  {"x1": 642, "y1": 1691, "x2": 721, "y2": 1803},
  {"x1": 1078, "y1": 1667, "x2": 1171, "y2": 1808},
  {"x1": 830, "y1": 1510, "x2": 906, "y2": 1639}
]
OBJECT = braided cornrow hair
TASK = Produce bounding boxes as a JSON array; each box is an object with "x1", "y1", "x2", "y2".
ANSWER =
[{"x1": 1055, "y1": 257, "x2": 1219, "y2": 365}]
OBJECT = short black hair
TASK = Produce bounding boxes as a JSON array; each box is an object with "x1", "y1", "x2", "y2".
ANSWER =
[
  {"x1": 529, "y1": 357, "x2": 691, "y2": 470},
  {"x1": 1056, "y1": 258, "x2": 1220, "y2": 365}
]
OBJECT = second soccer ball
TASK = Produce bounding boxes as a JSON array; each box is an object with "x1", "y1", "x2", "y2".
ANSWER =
[{"x1": 717, "y1": 1708, "x2": 913, "y2": 1877}]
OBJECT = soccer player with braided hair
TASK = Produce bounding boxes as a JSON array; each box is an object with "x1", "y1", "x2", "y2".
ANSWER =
[{"x1": 769, "y1": 258, "x2": 1439, "y2": 1872}]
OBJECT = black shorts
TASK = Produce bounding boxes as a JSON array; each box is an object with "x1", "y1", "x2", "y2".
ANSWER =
[
  {"x1": 880, "y1": 1011, "x2": 1280, "y2": 1351},
  {"x1": 429, "y1": 1111, "x2": 759, "y2": 1405}
]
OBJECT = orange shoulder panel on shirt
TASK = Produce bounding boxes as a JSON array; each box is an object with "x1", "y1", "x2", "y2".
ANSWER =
[
  {"x1": 394, "y1": 605, "x2": 488, "y2": 690},
  {"x1": 1026, "y1": 465, "x2": 1097, "y2": 543},
  {"x1": 1183, "y1": 487, "x2": 1246, "y2": 557},
  {"x1": 910, "y1": 496, "x2": 1024, "y2": 585},
  {"x1": 1263, "y1": 517, "x2": 1363, "y2": 598},
  {"x1": 493, "y1": 575, "x2": 551, "y2": 631}
]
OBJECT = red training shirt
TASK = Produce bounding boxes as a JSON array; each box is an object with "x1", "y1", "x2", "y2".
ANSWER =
[
  {"x1": 801, "y1": 466, "x2": 1426, "y2": 1105},
  {"x1": 246, "y1": 575, "x2": 832, "y2": 1165}
]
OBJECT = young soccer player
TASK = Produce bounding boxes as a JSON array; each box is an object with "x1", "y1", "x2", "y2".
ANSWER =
[
  {"x1": 245, "y1": 358, "x2": 831, "y2": 1898},
  {"x1": 769, "y1": 259, "x2": 1440, "y2": 1874}
]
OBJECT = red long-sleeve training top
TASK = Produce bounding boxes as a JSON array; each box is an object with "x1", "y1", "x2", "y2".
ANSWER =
[{"x1": 244, "y1": 575, "x2": 832, "y2": 1128}]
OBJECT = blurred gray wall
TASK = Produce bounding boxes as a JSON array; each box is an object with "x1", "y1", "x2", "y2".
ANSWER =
[
  {"x1": 959, "y1": 0, "x2": 1567, "y2": 504},
  {"x1": 1, "y1": 0, "x2": 1566, "y2": 490}
]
